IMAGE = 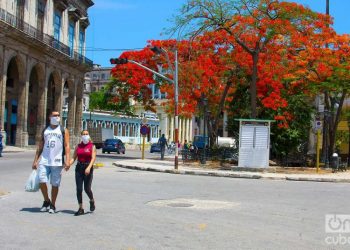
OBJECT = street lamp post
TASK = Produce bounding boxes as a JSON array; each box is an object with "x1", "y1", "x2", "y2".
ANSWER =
[
  {"x1": 149, "y1": 47, "x2": 179, "y2": 169},
  {"x1": 110, "y1": 48, "x2": 179, "y2": 170}
]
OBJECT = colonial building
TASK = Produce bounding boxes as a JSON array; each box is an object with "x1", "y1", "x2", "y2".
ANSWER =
[
  {"x1": 0, "y1": 0, "x2": 94, "y2": 146},
  {"x1": 62, "y1": 65, "x2": 161, "y2": 144}
]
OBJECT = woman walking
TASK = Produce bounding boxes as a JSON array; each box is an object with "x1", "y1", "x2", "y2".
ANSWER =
[{"x1": 70, "y1": 130, "x2": 96, "y2": 216}]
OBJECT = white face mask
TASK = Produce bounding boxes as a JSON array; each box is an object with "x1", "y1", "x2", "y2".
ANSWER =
[
  {"x1": 82, "y1": 135, "x2": 90, "y2": 144},
  {"x1": 50, "y1": 116, "x2": 60, "y2": 126}
]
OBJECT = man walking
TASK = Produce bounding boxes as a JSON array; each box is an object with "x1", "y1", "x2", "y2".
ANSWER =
[
  {"x1": 158, "y1": 134, "x2": 168, "y2": 160},
  {"x1": 32, "y1": 111, "x2": 70, "y2": 213}
]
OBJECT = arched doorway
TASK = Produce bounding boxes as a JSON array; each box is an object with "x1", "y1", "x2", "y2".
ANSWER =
[
  {"x1": 5, "y1": 57, "x2": 21, "y2": 145},
  {"x1": 46, "y1": 74, "x2": 56, "y2": 123},
  {"x1": 46, "y1": 71, "x2": 61, "y2": 126},
  {"x1": 62, "y1": 81, "x2": 69, "y2": 126}
]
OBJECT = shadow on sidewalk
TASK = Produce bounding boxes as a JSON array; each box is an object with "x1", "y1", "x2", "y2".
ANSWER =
[
  {"x1": 20, "y1": 207, "x2": 41, "y2": 213},
  {"x1": 60, "y1": 210, "x2": 93, "y2": 216},
  {"x1": 59, "y1": 209, "x2": 76, "y2": 215}
]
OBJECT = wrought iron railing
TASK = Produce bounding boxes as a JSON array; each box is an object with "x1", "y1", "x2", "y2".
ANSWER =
[{"x1": 0, "y1": 7, "x2": 93, "y2": 67}]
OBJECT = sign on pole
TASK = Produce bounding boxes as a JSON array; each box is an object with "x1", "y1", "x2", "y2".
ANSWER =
[
  {"x1": 140, "y1": 124, "x2": 149, "y2": 160},
  {"x1": 140, "y1": 125, "x2": 149, "y2": 136},
  {"x1": 315, "y1": 120, "x2": 322, "y2": 130}
]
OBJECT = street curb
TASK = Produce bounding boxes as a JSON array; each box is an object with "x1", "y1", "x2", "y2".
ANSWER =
[
  {"x1": 114, "y1": 163, "x2": 350, "y2": 183},
  {"x1": 114, "y1": 163, "x2": 262, "y2": 179},
  {"x1": 285, "y1": 176, "x2": 350, "y2": 183},
  {"x1": 3, "y1": 150, "x2": 25, "y2": 153}
]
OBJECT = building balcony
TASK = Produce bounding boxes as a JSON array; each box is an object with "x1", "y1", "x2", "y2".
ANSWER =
[{"x1": 0, "y1": 7, "x2": 93, "y2": 68}]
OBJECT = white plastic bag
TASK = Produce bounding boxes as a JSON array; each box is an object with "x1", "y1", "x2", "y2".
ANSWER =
[{"x1": 25, "y1": 170, "x2": 40, "y2": 192}]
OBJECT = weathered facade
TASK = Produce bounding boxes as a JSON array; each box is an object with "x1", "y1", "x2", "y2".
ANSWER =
[{"x1": 0, "y1": 0, "x2": 94, "y2": 147}]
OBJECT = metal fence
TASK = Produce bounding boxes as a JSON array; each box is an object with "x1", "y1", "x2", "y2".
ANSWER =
[{"x1": 181, "y1": 147, "x2": 238, "y2": 164}]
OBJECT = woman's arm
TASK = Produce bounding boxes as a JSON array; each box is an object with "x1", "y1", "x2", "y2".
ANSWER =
[
  {"x1": 85, "y1": 145, "x2": 97, "y2": 176},
  {"x1": 64, "y1": 128, "x2": 70, "y2": 169}
]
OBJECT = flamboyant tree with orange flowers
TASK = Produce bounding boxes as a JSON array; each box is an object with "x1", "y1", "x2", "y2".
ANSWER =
[
  {"x1": 169, "y1": 0, "x2": 333, "y2": 119},
  {"x1": 110, "y1": 36, "x2": 244, "y2": 144},
  {"x1": 108, "y1": 0, "x2": 338, "y2": 153}
]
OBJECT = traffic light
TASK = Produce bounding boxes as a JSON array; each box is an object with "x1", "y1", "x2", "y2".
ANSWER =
[{"x1": 110, "y1": 58, "x2": 128, "y2": 64}]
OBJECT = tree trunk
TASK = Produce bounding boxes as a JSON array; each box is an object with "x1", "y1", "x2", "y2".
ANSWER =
[
  {"x1": 328, "y1": 90, "x2": 347, "y2": 158},
  {"x1": 251, "y1": 52, "x2": 258, "y2": 119},
  {"x1": 321, "y1": 91, "x2": 330, "y2": 163},
  {"x1": 209, "y1": 80, "x2": 233, "y2": 147}
]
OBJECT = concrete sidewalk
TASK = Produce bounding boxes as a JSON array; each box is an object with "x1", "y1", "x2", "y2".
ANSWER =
[
  {"x1": 113, "y1": 157, "x2": 350, "y2": 183},
  {"x1": 2, "y1": 145, "x2": 35, "y2": 153}
]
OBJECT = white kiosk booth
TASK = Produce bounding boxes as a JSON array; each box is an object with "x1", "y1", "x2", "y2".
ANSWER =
[{"x1": 237, "y1": 119, "x2": 274, "y2": 168}]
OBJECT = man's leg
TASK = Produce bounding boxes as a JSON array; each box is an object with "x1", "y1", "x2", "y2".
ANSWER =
[
  {"x1": 51, "y1": 186, "x2": 59, "y2": 207},
  {"x1": 38, "y1": 165, "x2": 51, "y2": 211},
  {"x1": 48, "y1": 166, "x2": 63, "y2": 213},
  {"x1": 40, "y1": 183, "x2": 50, "y2": 202},
  {"x1": 161, "y1": 147, "x2": 164, "y2": 160}
]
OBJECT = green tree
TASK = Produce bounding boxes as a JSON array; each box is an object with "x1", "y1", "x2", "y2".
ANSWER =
[
  {"x1": 89, "y1": 78, "x2": 134, "y2": 115},
  {"x1": 227, "y1": 82, "x2": 314, "y2": 161}
]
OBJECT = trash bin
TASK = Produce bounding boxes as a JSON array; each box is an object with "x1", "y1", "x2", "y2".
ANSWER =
[{"x1": 331, "y1": 153, "x2": 339, "y2": 170}]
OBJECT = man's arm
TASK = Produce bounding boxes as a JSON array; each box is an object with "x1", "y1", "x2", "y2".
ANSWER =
[
  {"x1": 32, "y1": 138, "x2": 44, "y2": 169},
  {"x1": 64, "y1": 128, "x2": 70, "y2": 170}
]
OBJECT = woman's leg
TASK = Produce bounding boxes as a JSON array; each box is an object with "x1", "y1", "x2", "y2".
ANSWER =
[
  {"x1": 75, "y1": 164, "x2": 84, "y2": 209},
  {"x1": 83, "y1": 168, "x2": 94, "y2": 201}
]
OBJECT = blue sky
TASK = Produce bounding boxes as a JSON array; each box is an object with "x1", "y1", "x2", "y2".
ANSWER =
[{"x1": 86, "y1": 0, "x2": 350, "y2": 67}]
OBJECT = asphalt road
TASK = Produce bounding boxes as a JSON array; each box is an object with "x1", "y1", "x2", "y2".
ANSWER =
[{"x1": 0, "y1": 150, "x2": 350, "y2": 250}]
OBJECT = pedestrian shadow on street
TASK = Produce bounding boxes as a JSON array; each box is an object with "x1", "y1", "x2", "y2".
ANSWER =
[
  {"x1": 60, "y1": 210, "x2": 93, "y2": 216},
  {"x1": 20, "y1": 207, "x2": 42, "y2": 213},
  {"x1": 59, "y1": 209, "x2": 76, "y2": 215}
]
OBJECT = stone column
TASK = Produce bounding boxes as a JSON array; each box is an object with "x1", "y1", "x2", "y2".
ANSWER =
[
  {"x1": 67, "y1": 78, "x2": 77, "y2": 145},
  {"x1": 189, "y1": 117, "x2": 193, "y2": 142},
  {"x1": 179, "y1": 118, "x2": 182, "y2": 143},
  {"x1": 74, "y1": 79, "x2": 83, "y2": 137},
  {"x1": 170, "y1": 115, "x2": 174, "y2": 142},
  {"x1": 35, "y1": 65, "x2": 48, "y2": 143},
  {"x1": 0, "y1": 45, "x2": 6, "y2": 144},
  {"x1": 15, "y1": 55, "x2": 29, "y2": 147},
  {"x1": 186, "y1": 118, "x2": 190, "y2": 142},
  {"x1": 183, "y1": 118, "x2": 186, "y2": 142},
  {"x1": 54, "y1": 76, "x2": 64, "y2": 115}
]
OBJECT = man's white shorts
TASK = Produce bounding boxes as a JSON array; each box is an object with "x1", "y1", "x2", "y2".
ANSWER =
[{"x1": 38, "y1": 165, "x2": 63, "y2": 187}]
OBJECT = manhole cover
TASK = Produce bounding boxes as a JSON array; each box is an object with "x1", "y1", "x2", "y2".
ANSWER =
[
  {"x1": 167, "y1": 203, "x2": 194, "y2": 208},
  {"x1": 148, "y1": 198, "x2": 239, "y2": 210}
]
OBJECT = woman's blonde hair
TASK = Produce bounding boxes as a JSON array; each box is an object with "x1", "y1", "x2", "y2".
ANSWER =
[{"x1": 81, "y1": 130, "x2": 89, "y2": 135}]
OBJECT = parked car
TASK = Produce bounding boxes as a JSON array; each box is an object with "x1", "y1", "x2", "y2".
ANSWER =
[
  {"x1": 192, "y1": 135, "x2": 209, "y2": 149},
  {"x1": 150, "y1": 143, "x2": 161, "y2": 153},
  {"x1": 102, "y1": 139, "x2": 125, "y2": 154}
]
